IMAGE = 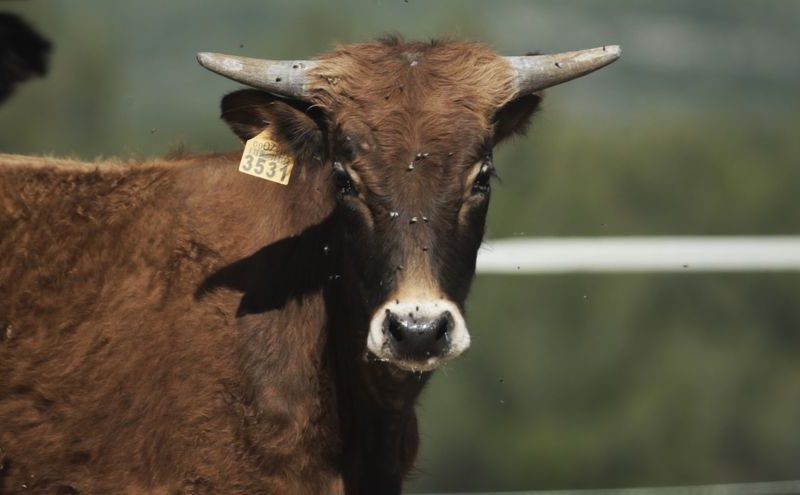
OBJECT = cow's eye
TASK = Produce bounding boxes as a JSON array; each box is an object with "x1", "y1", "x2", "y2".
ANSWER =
[
  {"x1": 332, "y1": 161, "x2": 357, "y2": 197},
  {"x1": 471, "y1": 161, "x2": 495, "y2": 195}
]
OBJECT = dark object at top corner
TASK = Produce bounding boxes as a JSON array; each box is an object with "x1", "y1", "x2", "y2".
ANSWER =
[{"x1": 0, "y1": 12, "x2": 52, "y2": 104}]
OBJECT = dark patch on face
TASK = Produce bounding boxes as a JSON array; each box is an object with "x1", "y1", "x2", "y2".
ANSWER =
[{"x1": 326, "y1": 113, "x2": 494, "y2": 312}]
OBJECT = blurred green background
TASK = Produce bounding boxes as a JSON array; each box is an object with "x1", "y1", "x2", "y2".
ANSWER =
[{"x1": 2, "y1": 1, "x2": 799, "y2": 492}]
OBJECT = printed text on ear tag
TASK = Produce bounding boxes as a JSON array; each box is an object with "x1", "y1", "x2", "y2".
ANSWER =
[{"x1": 238, "y1": 130, "x2": 294, "y2": 185}]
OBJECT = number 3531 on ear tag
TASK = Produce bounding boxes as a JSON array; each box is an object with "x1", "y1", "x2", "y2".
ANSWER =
[{"x1": 238, "y1": 130, "x2": 295, "y2": 185}]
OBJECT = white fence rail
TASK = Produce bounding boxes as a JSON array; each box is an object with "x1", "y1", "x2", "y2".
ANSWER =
[
  {"x1": 476, "y1": 237, "x2": 800, "y2": 274},
  {"x1": 463, "y1": 242, "x2": 799, "y2": 495}
]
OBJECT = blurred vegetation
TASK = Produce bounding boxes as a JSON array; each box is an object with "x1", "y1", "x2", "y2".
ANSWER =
[{"x1": 1, "y1": 0, "x2": 799, "y2": 492}]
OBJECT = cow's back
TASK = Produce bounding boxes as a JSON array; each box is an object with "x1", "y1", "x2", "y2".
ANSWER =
[{"x1": 0, "y1": 155, "x2": 181, "y2": 337}]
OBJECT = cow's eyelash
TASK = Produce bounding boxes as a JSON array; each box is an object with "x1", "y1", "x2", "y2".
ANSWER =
[
  {"x1": 479, "y1": 159, "x2": 498, "y2": 179},
  {"x1": 471, "y1": 161, "x2": 496, "y2": 195}
]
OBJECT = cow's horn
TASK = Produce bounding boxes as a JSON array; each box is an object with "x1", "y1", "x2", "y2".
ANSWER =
[
  {"x1": 196, "y1": 52, "x2": 318, "y2": 100},
  {"x1": 505, "y1": 45, "x2": 621, "y2": 95}
]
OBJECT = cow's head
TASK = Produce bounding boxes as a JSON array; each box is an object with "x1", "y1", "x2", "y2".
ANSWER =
[{"x1": 199, "y1": 39, "x2": 619, "y2": 373}]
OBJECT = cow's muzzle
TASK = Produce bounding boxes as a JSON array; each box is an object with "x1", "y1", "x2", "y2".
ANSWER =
[{"x1": 367, "y1": 299, "x2": 470, "y2": 371}]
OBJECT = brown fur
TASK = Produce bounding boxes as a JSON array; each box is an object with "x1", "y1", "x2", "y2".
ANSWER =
[{"x1": 0, "y1": 38, "x2": 541, "y2": 494}]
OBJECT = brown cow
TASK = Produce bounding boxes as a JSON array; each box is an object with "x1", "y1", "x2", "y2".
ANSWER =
[{"x1": 0, "y1": 38, "x2": 619, "y2": 494}]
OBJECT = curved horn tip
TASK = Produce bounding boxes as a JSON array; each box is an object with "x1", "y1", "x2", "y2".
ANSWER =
[
  {"x1": 196, "y1": 52, "x2": 212, "y2": 65},
  {"x1": 602, "y1": 45, "x2": 622, "y2": 59},
  {"x1": 196, "y1": 52, "x2": 241, "y2": 72}
]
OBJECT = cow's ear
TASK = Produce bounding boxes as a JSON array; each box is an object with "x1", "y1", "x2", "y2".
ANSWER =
[
  {"x1": 492, "y1": 93, "x2": 543, "y2": 145},
  {"x1": 220, "y1": 89, "x2": 324, "y2": 161}
]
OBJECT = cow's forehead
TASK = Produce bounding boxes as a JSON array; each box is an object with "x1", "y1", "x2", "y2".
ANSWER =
[
  {"x1": 309, "y1": 39, "x2": 517, "y2": 123},
  {"x1": 309, "y1": 39, "x2": 512, "y2": 183}
]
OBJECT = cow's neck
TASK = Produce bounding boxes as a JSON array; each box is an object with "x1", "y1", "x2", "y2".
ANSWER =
[
  {"x1": 188, "y1": 157, "x2": 346, "y2": 479},
  {"x1": 324, "y1": 232, "x2": 431, "y2": 494}
]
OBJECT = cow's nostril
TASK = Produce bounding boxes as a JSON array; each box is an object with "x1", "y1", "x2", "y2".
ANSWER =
[
  {"x1": 434, "y1": 312, "x2": 453, "y2": 340},
  {"x1": 386, "y1": 313, "x2": 404, "y2": 342}
]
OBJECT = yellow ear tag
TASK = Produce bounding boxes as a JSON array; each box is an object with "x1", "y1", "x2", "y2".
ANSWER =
[{"x1": 238, "y1": 130, "x2": 295, "y2": 185}]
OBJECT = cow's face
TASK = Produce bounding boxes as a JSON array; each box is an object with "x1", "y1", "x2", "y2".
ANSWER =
[
  {"x1": 219, "y1": 40, "x2": 542, "y2": 373},
  {"x1": 327, "y1": 116, "x2": 495, "y2": 373}
]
